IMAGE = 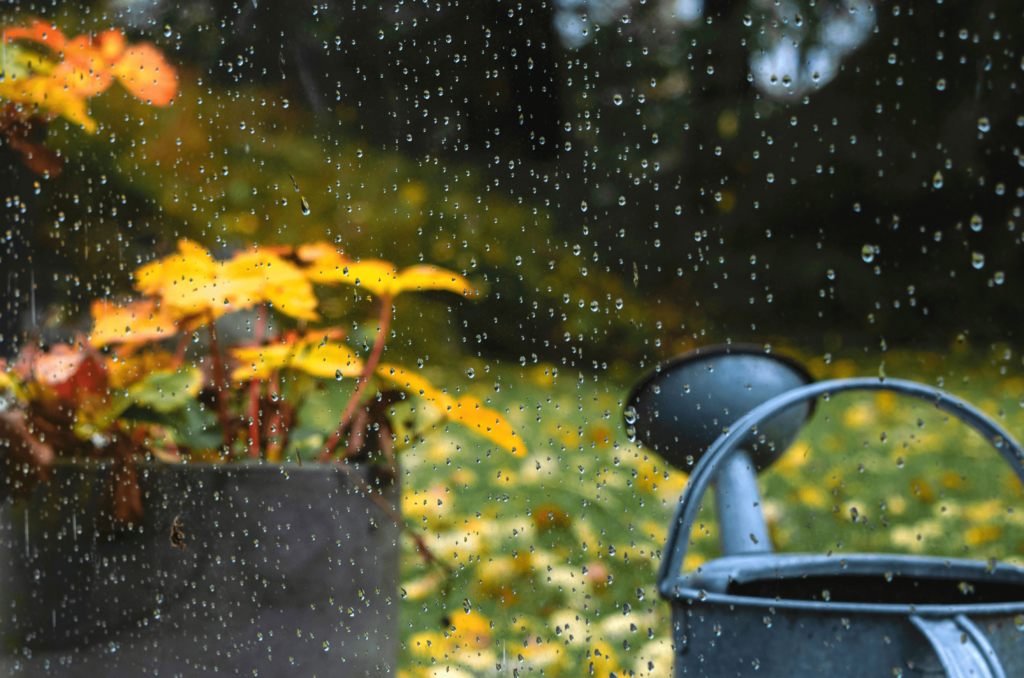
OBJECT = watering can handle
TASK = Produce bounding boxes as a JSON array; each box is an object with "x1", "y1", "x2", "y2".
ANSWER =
[
  {"x1": 657, "y1": 377, "x2": 1024, "y2": 596},
  {"x1": 910, "y1": 615, "x2": 1007, "y2": 678}
]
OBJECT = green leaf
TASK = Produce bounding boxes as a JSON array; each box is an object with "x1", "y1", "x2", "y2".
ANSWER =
[{"x1": 128, "y1": 368, "x2": 202, "y2": 413}]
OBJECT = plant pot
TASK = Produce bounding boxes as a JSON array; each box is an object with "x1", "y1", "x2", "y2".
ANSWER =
[{"x1": 0, "y1": 459, "x2": 399, "y2": 676}]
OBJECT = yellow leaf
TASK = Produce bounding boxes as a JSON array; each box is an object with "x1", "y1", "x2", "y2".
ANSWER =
[
  {"x1": 0, "y1": 78, "x2": 98, "y2": 132},
  {"x1": 289, "y1": 342, "x2": 362, "y2": 380},
  {"x1": 105, "y1": 350, "x2": 173, "y2": 389},
  {"x1": 0, "y1": 360, "x2": 24, "y2": 398},
  {"x1": 134, "y1": 242, "x2": 319, "y2": 320},
  {"x1": 448, "y1": 395, "x2": 524, "y2": 457},
  {"x1": 222, "y1": 250, "x2": 319, "y2": 321},
  {"x1": 230, "y1": 331, "x2": 363, "y2": 382},
  {"x1": 296, "y1": 242, "x2": 350, "y2": 283},
  {"x1": 376, "y1": 364, "x2": 524, "y2": 456},
  {"x1": 308, "y1": 252, "x2": 476, "y2": 298},
  {"x1": 230, "y1": 342, "x2": 294, "y2": 381},
  {"x1": 134, "y1": 240, "x2": 217, "y2": 314},
  {"x1": 89, "y1": 298, "x2": 179, "y2": 347},
  {"x1": 392, "y1": 265, "x2": 476, "y2": 297},
  {"x1": 375, "y1": 364, "x2": 455, "y2": 410}
]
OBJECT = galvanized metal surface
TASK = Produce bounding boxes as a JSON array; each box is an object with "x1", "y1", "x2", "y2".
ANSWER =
[
  {"x1": 657, "y1": 377, "x2": 1024, "y2": 676},
  {"x1": 0, "y1": 461, "x2": 399, "y2": 676},
  {"x1": 626, "y1": 345, "x2": 814, "y2": 471}
]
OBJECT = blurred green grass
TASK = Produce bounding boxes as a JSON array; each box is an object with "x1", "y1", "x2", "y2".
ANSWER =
[{"x1": 393, "y1": 348, "x2": 1024, "y2": 678}]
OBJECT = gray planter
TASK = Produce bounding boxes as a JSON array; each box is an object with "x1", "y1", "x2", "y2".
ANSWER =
[{"x1": 0, "y1": 460, "x2": 399, "y2": 676}]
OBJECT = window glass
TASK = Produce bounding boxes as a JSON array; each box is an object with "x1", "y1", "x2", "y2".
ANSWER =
[{"x1": 0, "y1": 0, "x2": 1021, "y2": 675}]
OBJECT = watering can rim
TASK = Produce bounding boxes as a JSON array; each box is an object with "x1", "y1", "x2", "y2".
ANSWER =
[
  {"x1": 624, "y1": 343, "x2": 818, "y2": 434},
  {"x1": 675, "y1": 552, "x2": 1024, "y2": 617},
  {"x1": 662, "y1": 584, "x2": 1024, "y2": 617},
  {"x1": 657, "y1": 376, "x2": 1024, "y2": 611}
]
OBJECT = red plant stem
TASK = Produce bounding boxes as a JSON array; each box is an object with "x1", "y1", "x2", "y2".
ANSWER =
[
  {"x1": 345, "y1": 408, "x2": 369, "y2": 459},
  {"x1": 206, "y1": 317, "x2": 233, "y2": 452},
  {"x1": 331, "y1": 459, "x2": 447, "y2": 572},
  {"x1": 247, "y1": 306, "x2": 267, "y2": 459},
  {"x1": 319, "y1": 295, "x2": 392, "y2": 462},
  {"x1": 378, "y1": 420, "x2": 398, "y2": 477}
]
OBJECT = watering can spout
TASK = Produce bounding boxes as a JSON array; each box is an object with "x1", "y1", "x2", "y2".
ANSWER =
[{"x1": 714, "y1": 449, "x2": 772, "y2": 556}]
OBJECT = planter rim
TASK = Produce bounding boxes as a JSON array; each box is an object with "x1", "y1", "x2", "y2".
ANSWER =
[{"x1": 36, "y1": 458, "x2": 360, "y2": 473}]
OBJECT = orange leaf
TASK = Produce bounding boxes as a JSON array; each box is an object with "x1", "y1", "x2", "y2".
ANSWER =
[
  {"x1": 3, "y1": 19, "x2": 67, "y2": 53},
  {"x1": 89, "y1": 298, "x2": 179, "y2": 347},
  {"x1": 111, "y1": 42, "x2": 178, "y2": 106}
]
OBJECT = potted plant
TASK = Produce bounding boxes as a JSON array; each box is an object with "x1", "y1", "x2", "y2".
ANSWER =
[
  {"x1": 0, "y1": 18, "x2": 177, "y2": 357},
  {"x1": 0, "y1": 236, "x2": 523, "y2": 676}
]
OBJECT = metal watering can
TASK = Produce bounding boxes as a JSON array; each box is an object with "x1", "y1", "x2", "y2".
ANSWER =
[{"x1": 627, "y1": 345, "x2": 1024, "y2": 677}]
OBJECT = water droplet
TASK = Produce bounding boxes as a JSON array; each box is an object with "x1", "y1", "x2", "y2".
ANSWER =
[
  {"x1": 1015, "y1": 615, "x2": 1024, "y2": 631},
  {"x1": 618, "y1": 196, "x2": 626, "y2": 206},
  {"x1": 888, "y1": 53, "x2": 897, "y2": 64},
  {"x1": 826, "y1": 269, "x2": 835, "y2": 280},
  {"x1": 970, "y1": 214, "x2": 983, "y2": 231},
  {"x1": 466, "y1": 368, "x2": 475, "y2": 378},
  {"x1": 743, "y1": 14, "x2": 752, "y2": 26},
  {"x1": 463, "y1": 598, "x2": 471, "y2": 613},
  {"x1": 896, "y1": 457, "x2": 905, "y2": 468},
  {"x1": 164, "y1": 25, "x2": 173, "y2": 37},
  {"x1": 936, "y1": 78, "x2": 946, "y2": 91},
  {"x1": 932, "y1": 171, "x2": 944, "y2": 188},
  {"x1": 446, "y1": 35, "x2": 452, "y2": 43},
  {"x1": 613, "y1": 94, "x2": 623, "y2": 106},
  {"x1": 971, "y1": 252, "x2": 985, "y2": 269},
  {"x1": 978, "y1": 117, "x2": 991, "y2": 132},
  {"x1": 651, "y1": 133, "x2": 659, "y2": 144},
  {"x1": 706, "y1": 65, "x2": 714, "y2": 75},
  {"x1": 300, "y1": 197, "x2": 311, "y2": 215},
  {"x1": 590, "y1": 301, "x2": 599, "y2": 312},
  {"x1": 994, "y1": 271, "x2": 1005, "y2": 285},
  {"x1": 335, "y1": 370, "x2": 343, "y2": 381},
  {"x1": 564, "y1": 141, "x2": 572, "y2": 151},
  {"x1": 624, "y1": 406, "x2": 637, "y2": 424},
  {"x1": 515, "y1": 255, "x2": 522, "y2": 266},
  {"x1": 614, "y1": 298, "x2": 623, "y2": 309},
  {"x1": 861, "y1": 245, "x2": 876, "y2": 263},
  {"x1": 581, "y1": 200, "x2": 588, "y2": 212},
  {"x1": 417, "y1": 358, "x2": 424, "y2": 369},
  {"x1": 572, "y1": 244, "x2": 582, "y2": 256}
]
